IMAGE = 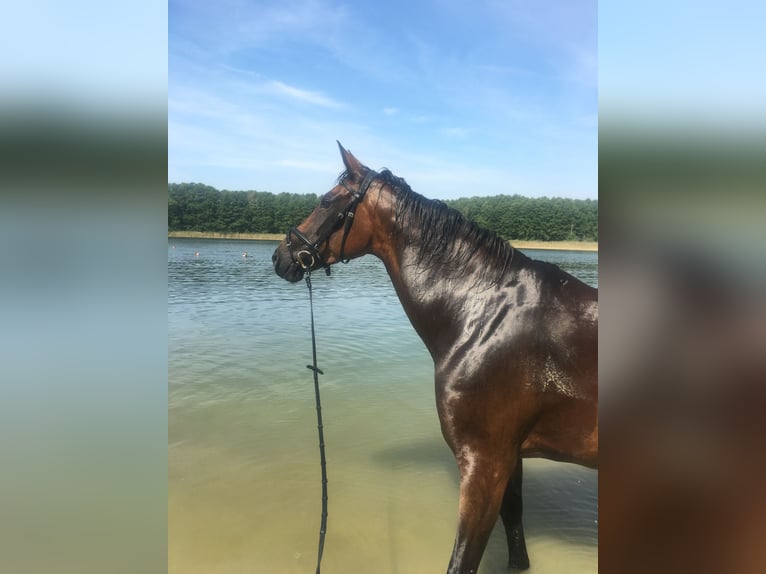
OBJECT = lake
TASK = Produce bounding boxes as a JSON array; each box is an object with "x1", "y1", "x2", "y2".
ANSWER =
[{"x1": 169, "y1": 238, "x2": 598, "y2": 573}]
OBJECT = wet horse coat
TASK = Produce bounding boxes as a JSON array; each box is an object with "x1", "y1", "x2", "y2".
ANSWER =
[{"x1": 273, "y1": 144, "x2": 598, "y2": 573}]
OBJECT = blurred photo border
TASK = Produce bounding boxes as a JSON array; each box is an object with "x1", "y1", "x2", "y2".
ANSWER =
[{"x1": 1, "y1": 1, "x2": 765, "y2": 572}]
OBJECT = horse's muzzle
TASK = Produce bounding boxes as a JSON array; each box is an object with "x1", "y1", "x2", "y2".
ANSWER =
[{"x1": 272, "y1": 243, "x2": 306, "y2": 283}]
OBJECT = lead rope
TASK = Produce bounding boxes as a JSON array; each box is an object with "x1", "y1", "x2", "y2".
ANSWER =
[{"x1": 304, "y1": 267, "x2": 329, "y2": 574}]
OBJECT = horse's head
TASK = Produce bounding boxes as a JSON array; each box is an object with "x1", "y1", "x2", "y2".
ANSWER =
[{"x1": 272, "y1": 142, "x2": 380, "y2": 282}]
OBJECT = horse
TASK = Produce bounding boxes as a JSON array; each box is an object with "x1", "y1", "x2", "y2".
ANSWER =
[{"x1": 272, "y1": 143, "x2": 598, "y2": 573}]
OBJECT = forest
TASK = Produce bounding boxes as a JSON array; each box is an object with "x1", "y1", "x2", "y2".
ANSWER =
[{"x1": 168, "y1": 182, "x2": 598, "y2": 242}]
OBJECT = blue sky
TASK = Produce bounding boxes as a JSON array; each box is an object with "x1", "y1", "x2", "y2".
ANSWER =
[{"x1": 169, "y1": 0, "x2": 597, "y2": 200}]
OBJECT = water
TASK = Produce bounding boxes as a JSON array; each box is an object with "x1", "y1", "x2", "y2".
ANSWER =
[{"x1": 169, "y1": 238, "x2": 598, "y2": 573}]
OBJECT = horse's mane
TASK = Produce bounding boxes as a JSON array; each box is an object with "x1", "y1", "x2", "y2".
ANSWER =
[{"x1": 341, "y1": 167, "x2": 517, "y2": 284}]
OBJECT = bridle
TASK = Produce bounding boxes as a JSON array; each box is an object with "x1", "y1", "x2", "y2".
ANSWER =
[{"x1": 286, "y1": 168, "x2": 378, "y2": 276}]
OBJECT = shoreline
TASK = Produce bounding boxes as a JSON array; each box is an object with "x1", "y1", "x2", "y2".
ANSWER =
[
  {"x1": 508, "y1": 240, "x2": 598, "y2": 252},
  {"x1": 168, "y1": 231, "x2": 598, "y2": 252},
  {"x1": 169, "y1": 231, "x2": 286, "y2": 241}
]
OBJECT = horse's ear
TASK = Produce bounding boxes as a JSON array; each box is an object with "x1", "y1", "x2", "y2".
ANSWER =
[{"x1": 337, "y1": 141, "x2": 364, "y2": 178}]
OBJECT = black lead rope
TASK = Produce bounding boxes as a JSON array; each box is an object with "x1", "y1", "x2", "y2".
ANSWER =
[
  {"x1": 290, "y1": 168, "x2": 378, "y2": 572},
  {"x1": 303, "y1": 267, "x2": 329, "y2": 574}
]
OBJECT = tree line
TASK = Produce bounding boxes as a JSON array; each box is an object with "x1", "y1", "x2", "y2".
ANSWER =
[{"x1": 169, "y1": 182, "x2": 598, "y2": 241}]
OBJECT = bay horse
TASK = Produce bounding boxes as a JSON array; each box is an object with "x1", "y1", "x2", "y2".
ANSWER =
[{"x1": 272, "y1": 143, "x2": 598, "y2": 573}]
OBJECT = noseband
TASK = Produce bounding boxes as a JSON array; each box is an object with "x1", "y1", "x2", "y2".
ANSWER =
[{"x1": 286, "y1": 169, "x2": 378, "y2": 276}]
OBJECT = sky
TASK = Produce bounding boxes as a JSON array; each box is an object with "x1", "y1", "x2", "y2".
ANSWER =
[{"x1": 169, "y1": 0, "x2": 597, "y2": 200}]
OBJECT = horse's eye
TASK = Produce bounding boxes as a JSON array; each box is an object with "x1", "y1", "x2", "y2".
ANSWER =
[{"x1": 320, "y1": 193, "x2": 335, "y2": 208}]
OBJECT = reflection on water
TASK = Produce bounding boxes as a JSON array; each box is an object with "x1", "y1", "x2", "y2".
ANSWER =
[{"x1": 169, "y1": 239, "x2": 598, "y2": 573}]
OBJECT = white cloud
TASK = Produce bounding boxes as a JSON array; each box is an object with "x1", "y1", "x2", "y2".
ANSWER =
[
  {"x1": 441, "y1": 127, "x2": 470, "y2": 138},
  {"x1": 265, "y1": 80, "x2": 344, "y2": 109}
]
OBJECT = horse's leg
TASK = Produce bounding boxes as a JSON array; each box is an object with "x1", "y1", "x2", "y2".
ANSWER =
[
  {"x1": 500, "y1": 457, "x2": 529, "y2": 570},
  {"x1": 446, "y1": 449, "x2": 515, "y2": 574}
]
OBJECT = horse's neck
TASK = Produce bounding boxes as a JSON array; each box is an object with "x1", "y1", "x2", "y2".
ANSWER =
[
  {"x1": 375, "y1": 236, "x2": 487, "y2": 359},
  {"x1": 369, "y1": 185, "x2": 522, "y2": 358}
]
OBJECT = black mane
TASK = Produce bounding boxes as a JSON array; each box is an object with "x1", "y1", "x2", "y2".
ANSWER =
[{"x1": 364, "y1": 168, "x2": 518, "y2": 284}]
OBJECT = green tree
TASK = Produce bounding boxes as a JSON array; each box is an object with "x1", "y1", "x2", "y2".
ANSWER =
[{"x1": 168, "y1": 183, "x2": 597, "y2": 240}]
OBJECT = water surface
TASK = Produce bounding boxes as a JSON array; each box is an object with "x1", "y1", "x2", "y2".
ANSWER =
[{"x1": 169, "y1": 238, "x2": 598, "y2": 573}]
